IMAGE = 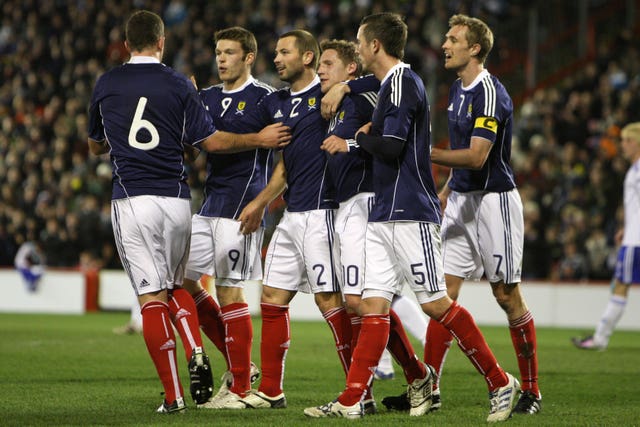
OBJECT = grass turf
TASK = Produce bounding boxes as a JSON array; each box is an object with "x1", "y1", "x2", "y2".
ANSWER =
[{"x1": 2, "y1": 312, "x2": 639, "y2": 426}]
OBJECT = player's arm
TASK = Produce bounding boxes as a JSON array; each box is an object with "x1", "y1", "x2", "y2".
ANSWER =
[
  {"x1": 354, "y1": 122, "x2": 404, "y2": 160},
  {"x1": 321, "y1": 75, "x2": 379, "y2": 120},
  {"x1": 200, "y1": 123, "x2": 291, "y2": 154},
  {"x1": 88, "y1": 138, "x2": 108, "y2": 155},
  {"x1": 438, "y1": 170, "x2": 453, "y2": 212},
  {"x1": 237, "y1": 158, "x2": 287, "y2": 235},
  {"x1": 431, "y1": 136, "x2": 493, "y2": 169}
]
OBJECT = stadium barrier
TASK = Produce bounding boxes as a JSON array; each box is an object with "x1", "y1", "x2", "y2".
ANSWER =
[{"x1": 1, "y1": 268, "x2": 638, "y2": 330}]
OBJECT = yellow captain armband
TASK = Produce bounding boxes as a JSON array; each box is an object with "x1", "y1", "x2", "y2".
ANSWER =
[{"x1": 474, "y1": 117, "x2": 498, "y2": 133}]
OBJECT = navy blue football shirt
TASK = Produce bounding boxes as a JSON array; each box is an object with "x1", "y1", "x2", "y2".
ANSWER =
[
  {"x1": 198, "y1": 76, "x2": 275, "y2": 218},
  {"x1": 325, "y1": 92, "x2": 377, "y2": 202},
  {"x1": 368, "y1": 63, "x2": 441, "y2": 223},
  {"x1": 243, "y1": 76, "x2": 336, "y2": 212},
  {"x1": 446, "y1": 69, "x2": 516, "y2": 192},
  {"x1": 88, "y1": 57, "x2": 215, "y2": 200}
]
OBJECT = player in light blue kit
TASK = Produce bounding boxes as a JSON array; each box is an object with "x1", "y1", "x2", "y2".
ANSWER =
[
  {"x1": 87, "y1": 10, "x2": 289, "y2": 413},
  {"x1": 573, "y1": 122, "x2": 640, "y2": 350}
]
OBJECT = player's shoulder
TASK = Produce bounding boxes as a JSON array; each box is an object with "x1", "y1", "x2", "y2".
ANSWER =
[
  {"x1": 249, "y1": 79, "x2": 277, "y2": 95},
  {"x1": 349, "y1": 91, "x2": 377, "y2": 110},
  {"x1": 200, "y1": 83, "x2": 224, "y2": 96}
]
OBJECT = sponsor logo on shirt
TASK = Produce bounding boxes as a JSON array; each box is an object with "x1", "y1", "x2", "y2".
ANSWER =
[{"x1": 274, "y1": 109, "x2": 284, "y2": 119}]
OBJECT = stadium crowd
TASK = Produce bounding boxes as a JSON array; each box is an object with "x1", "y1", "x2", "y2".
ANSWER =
[{"x1": 0, "y1": 0, "x2": 638, "y2": 280}]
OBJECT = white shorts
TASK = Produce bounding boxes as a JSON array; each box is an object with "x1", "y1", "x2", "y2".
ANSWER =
[
  {"x1": 263, "y1": 209, "x2": 339, "y2": 294},
  {"x1": 442, "y1": 189, "x2": 523, "y2": 284},
  {"x1": 111, "y1": 196, "x2": 191, "y2": 296},
  {"x1": 363, "y1": 221, "x2": 446, "y2": 304},
  {"x1": 334, "y1": 193, "x2": 374, "y2": 296},
  {"x1": 185, "y1": 215, "x2": 264, "y2": 286}
]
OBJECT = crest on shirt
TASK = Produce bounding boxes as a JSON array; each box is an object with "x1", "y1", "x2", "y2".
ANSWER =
[
  {"x1": 308, "y1": 97, "x2": 317, "y2": 110},
  {"x1": 337, "y1": 110, "x2": 345, "y2": 125},
  {"x1": 235, "y1": 101, "x2": 246, "y2": 115},
  {"x1": 466, "y1": 103, "x2": 473, "y2": 118}
]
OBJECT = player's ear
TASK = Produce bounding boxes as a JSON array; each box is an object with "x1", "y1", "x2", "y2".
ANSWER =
[
  {"x1": 245, "y1": 51, "x2": 256, "y2": 66},
  {"x1": 302, "y1": 50, "x2": 315, "y2": 67}
]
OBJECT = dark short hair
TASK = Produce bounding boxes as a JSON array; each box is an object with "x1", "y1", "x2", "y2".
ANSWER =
[
  {"x1": 448, "y1": 14, "x2": 494, "y2": 63},
  {"x1": 320, "y1": 39, "x2": 362, "y2": 76},
  {"x1": 359, "y1": 13, "x2": 407, "y2": 60},
  {"x1": 280, "y1": 29, "x2": 320, "y2": 70},
  {"x1": 215, "y1": 26, "x2": 258, "y2": 59},
  {"x1": 125, "y1": 10, "x2": 164, "y2": 52}
]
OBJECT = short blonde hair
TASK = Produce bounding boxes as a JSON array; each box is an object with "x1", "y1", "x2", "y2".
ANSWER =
[{"x1": 621, "y1": 122, "x2": 640, "y2": 143}]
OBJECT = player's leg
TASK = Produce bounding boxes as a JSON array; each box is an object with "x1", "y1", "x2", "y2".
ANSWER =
[
  {"x1": 201, "y1": 220, "x2": 263, "y2": 408},
  {"x1": 307, "y1": 209, "x2": 353, "y2": 380},
  {"x1": 112, "y1": 197, "x2": 186, "y2": 412},
  {"x1": 574, "y1": 246, "x2": 639, "y2": 350},
  {"x1": 480, "y1": 190, "x2": 541, "y2": 413},
  {"x1": 396, "y1": 221, "x2": 517, "y2": 422},
  {"x1": 317, "y1": 292, "x2": 353, "y2": 376},
  {"x1": 240, "y1": 211, "x2": 300, "y2": 408},
  {"x1": 162, "y1": 200, "x2": 213, "y2": 406}
]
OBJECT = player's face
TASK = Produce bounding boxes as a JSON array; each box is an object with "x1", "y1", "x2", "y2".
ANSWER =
[
  {"x1": 355, "y1": 25, "x2": 373, "y2": 73},
  {"x1": 318, "y1": 49, "x2": 351, "y2": 94},
  {"x1": 274, "y1": 36, "x2": 305, "y2": 83},
  {"x1": 621, "y1": 134, "x2": 640, "y2": 162},
  {"x1": 215, "y1": 39, "x2": 251, "y2": 84},
  {"x1": 442, "y1": 25, "x2": 474, "y2": 71}
]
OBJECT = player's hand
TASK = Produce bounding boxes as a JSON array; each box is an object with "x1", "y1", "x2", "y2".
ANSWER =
[
  {"x1": 257, "y1": 123, "x2": 291, "y2": 149},
  {"x1": 238, "y1": 200, "x2": 265, "y2": 235},
  {"x1": 356, "y1": 122, "x2": 372, "y2": 136},
  {"x1": 321, "y1": 82, "x2": 349, "y2": 120},
  {"x1": 321, "y1": 135, "x2": 348, "y2": 155}
]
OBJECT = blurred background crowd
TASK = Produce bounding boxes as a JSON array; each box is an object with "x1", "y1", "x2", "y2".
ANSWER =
[{"x1": 1, "y1": 0, "x2": 639, "y2": 281}]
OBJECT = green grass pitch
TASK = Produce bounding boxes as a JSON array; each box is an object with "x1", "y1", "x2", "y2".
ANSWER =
[{"x1": 2, "y1": 312, "x2": 639, "y2": 426}]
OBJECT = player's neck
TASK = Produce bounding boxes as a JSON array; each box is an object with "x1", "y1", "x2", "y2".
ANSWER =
[
  {"x1": 131, "y1": 50, "x2": 162, "y2": 62},
  {"x1": 373, "y1": 56, "x2": 400, "y2": 81},
  {"x1": 289, "y1": 69, "x2": 316, "y2": 92},
  {"x1": 223, "y1": 73, "x2": 250, "y2": 91},
  {"x1": 458, "y1": 62, "x2": 484, "y2": 87}
]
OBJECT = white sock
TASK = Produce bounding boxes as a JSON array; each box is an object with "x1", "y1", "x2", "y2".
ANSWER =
[
  {"x1": 377, "y1": 348, "x2": 394, "y2": 372},
  {"x1": 593, "y1": 295, "x2": 627, "y2": 347},
  {"x1": 391, "y1": 295, "x2": 428, "y2": 345},
  {"x1": 130, "y1": 296, "x2": 143, "y2": 330}
]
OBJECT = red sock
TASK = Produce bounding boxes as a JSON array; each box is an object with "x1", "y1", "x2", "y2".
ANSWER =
[
  {"x1": 424, "y1": 317, "x2": 454, "y2": 388},
  {"x1": 439, "y1": 301, "x2": 507, "y2": 390},
  {"x1": 169, "y1": 288, "x2": 204, "y2": 361},
  {"x1": 141, "y1": 300, "x2": 183, "y2": 403},
  {"x1": 388, "y1": 309, "x2": 426, "y2": 384},
  {"x1": 349, "y1": 313, "x2": 362, "y2": 356},
  {"x1": 259, "y1": 303, "x2": 290, "y2": 397},
  {"x1": 222, "y1": 302, "x2": 253, "y2": 396},
  {"x1": 323, "y1": 306, "x2": 352, "y2": 377},
  {"x1": 339, "y1": 314, "x2": 389, "y2": 407},
  {"x1": 509, "y1": 310, "x2": 539, "y2": 397},
  {"x1": 348, "y1": 313, "x2": 373, "y2": 401},
  {"x1": 193, "y1": 289, "x2": 229, "y2": 369}
]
